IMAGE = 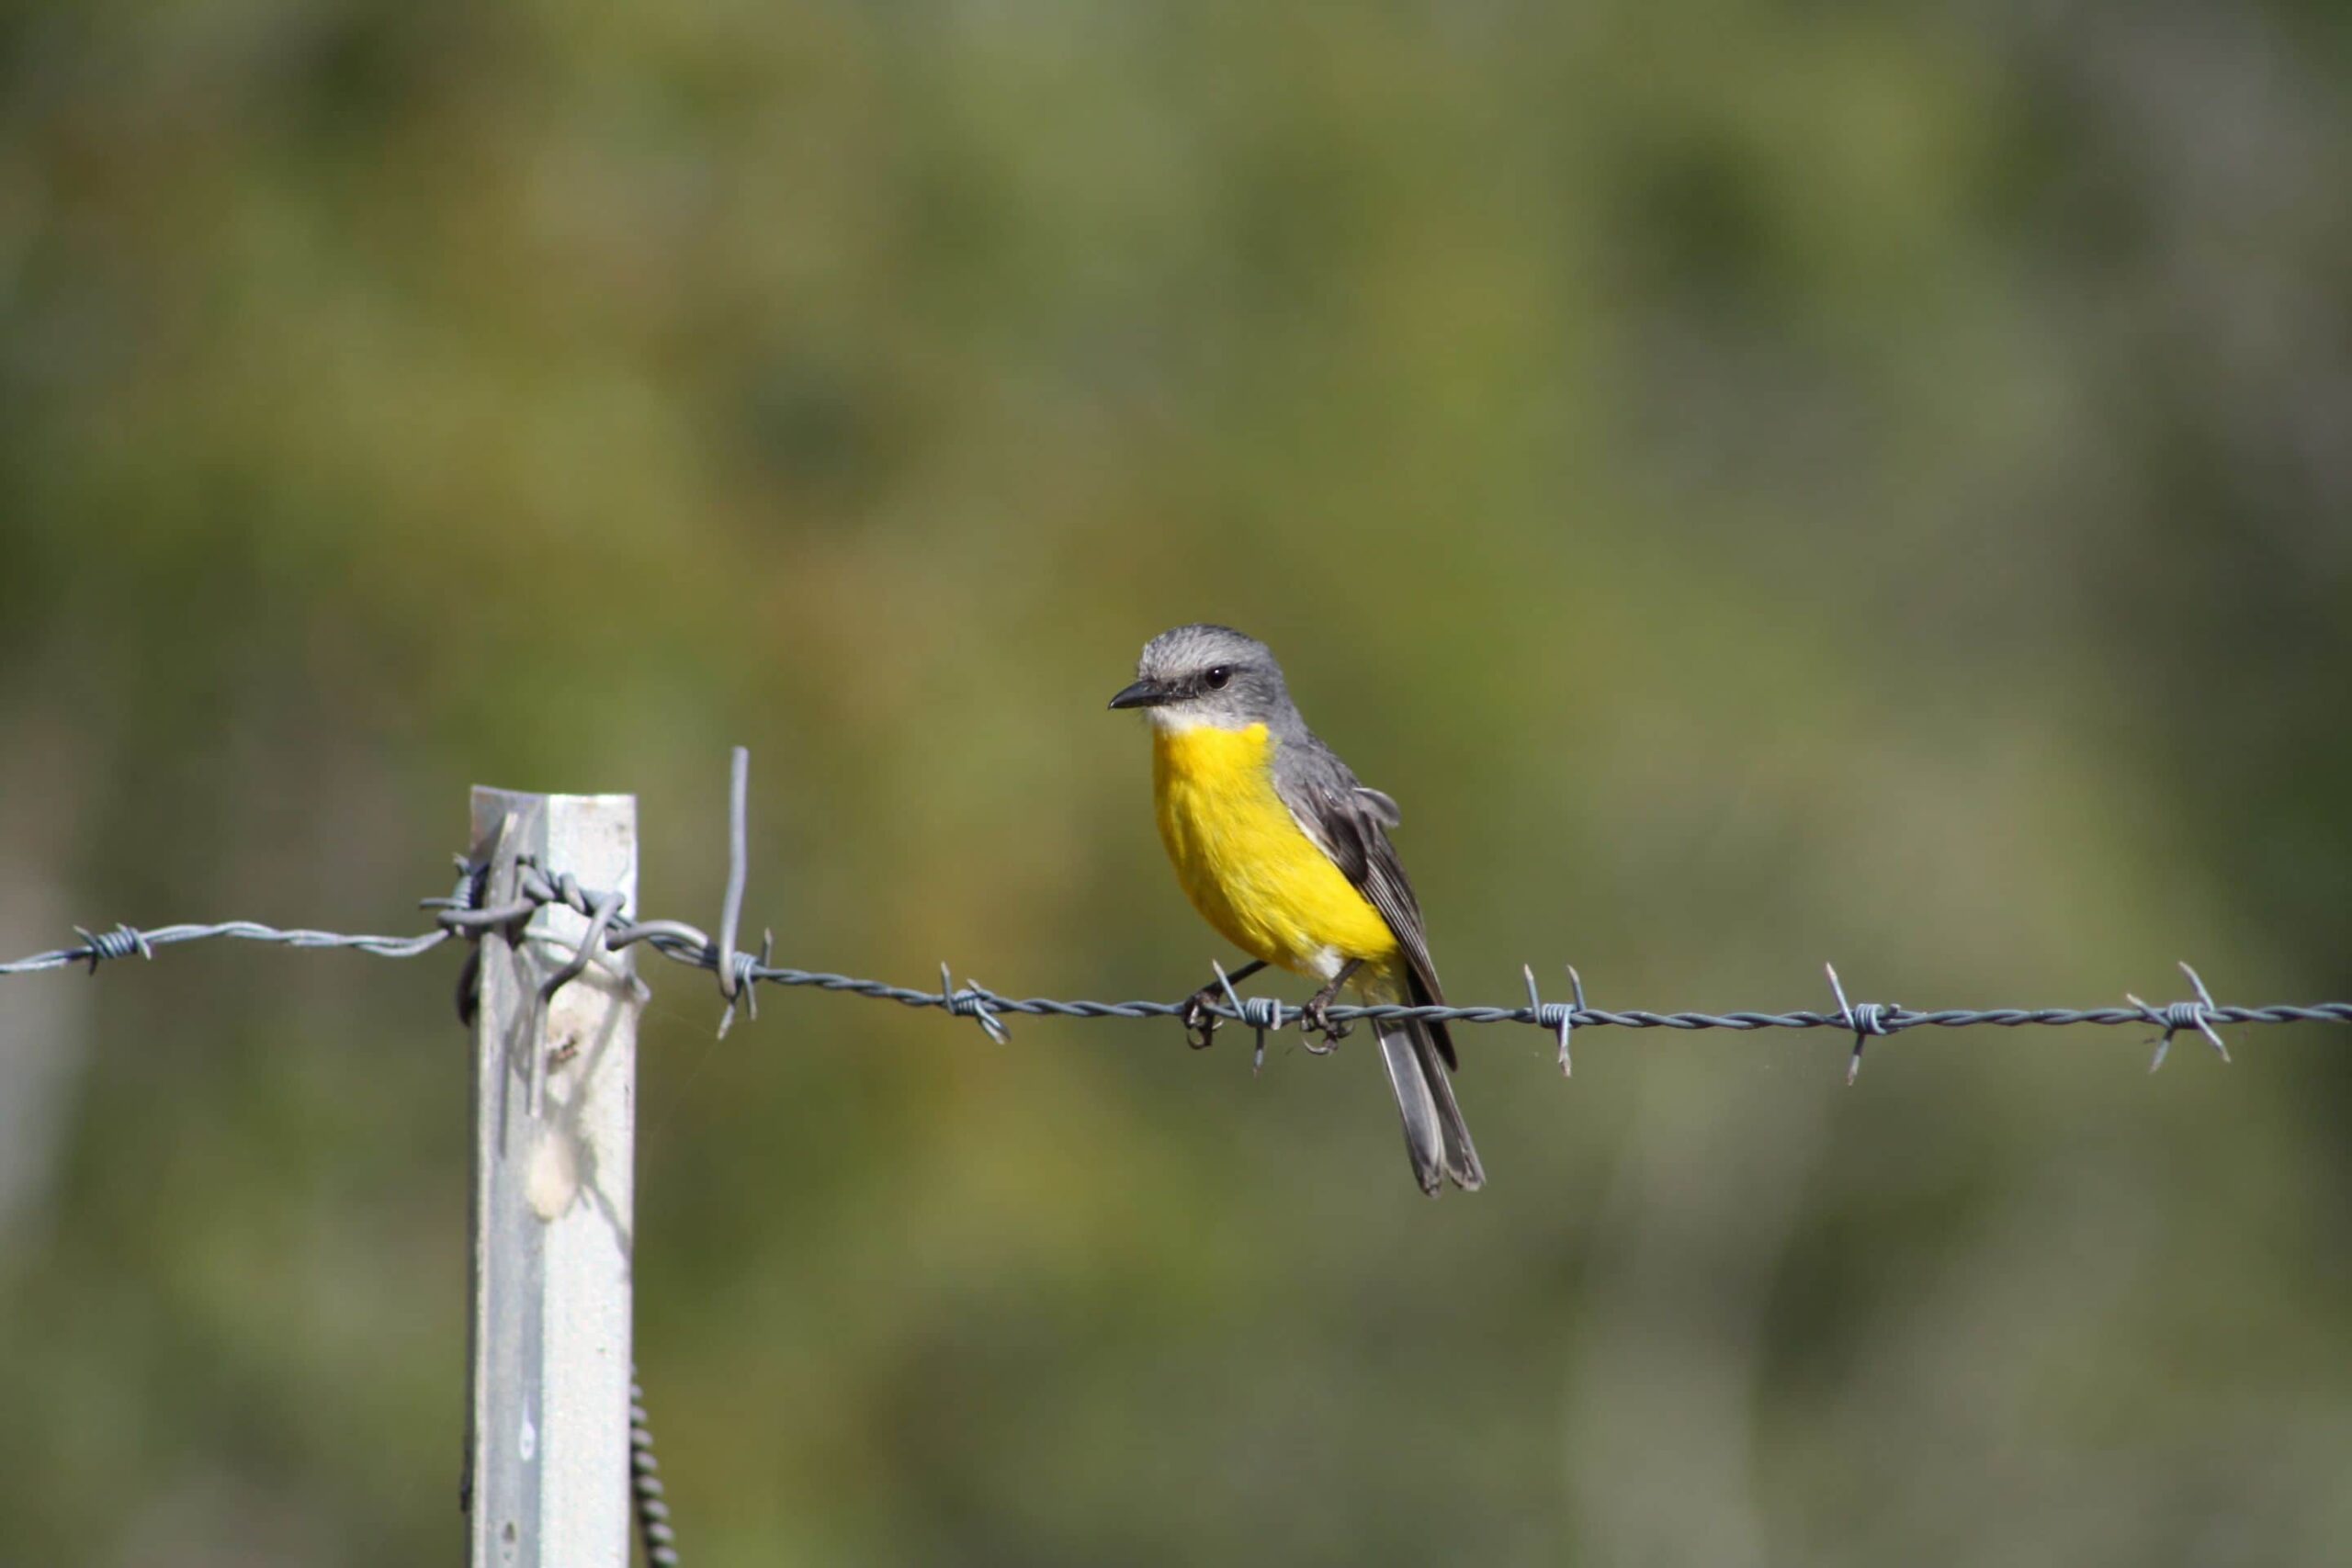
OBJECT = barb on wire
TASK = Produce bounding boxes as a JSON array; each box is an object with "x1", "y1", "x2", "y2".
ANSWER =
[
  {"x1": 940, "y1": 963, "x2": 1011, "y2": 1044},
  {"x1": 713, "y1": 745, "x2": 753, "y2": 1038},
  {"x1": 2127, "y1": 961, "x2": 2233, "y2": 1072},
  {"x1": 1523, "y1": 964, "x2": 1585, "y2": 1077},
  {"x1": 1826, "y1": 963, "x2": 1898, "y2": 1085},
  {"x1": 72, "y1": 924, "x2": 152, "y2": 971},
  {"x1": 1214, "y1": 958, "x2": 1290, "y2": 1076}
]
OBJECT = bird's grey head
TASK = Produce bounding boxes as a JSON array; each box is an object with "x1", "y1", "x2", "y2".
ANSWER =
[{"x1": 1108, "y1": 624, "x2": 1294, "y2": 732}]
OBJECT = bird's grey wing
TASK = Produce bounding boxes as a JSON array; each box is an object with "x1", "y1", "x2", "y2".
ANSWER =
[
  {"x1": 1271, "y1": 735, "x2": 1443, "y2": 1010},
  {"x1": 1277, "y1": 731, "x2": 1480, "y2": 1188}
]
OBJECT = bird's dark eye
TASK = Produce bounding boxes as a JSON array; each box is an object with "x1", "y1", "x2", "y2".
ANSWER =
[{"x1": 1203, "y1": 666, "x2": 1233, "y2": 691}]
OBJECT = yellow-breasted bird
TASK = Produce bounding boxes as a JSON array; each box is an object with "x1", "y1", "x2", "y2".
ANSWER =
[{"x1": 1110, "y1": 624, "x2": 1484, "y2": 1195}]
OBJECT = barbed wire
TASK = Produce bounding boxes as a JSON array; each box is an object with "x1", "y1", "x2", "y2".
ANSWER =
[{"x1": 3, "y1": 750, "x2": 2348, "y2": 1078}]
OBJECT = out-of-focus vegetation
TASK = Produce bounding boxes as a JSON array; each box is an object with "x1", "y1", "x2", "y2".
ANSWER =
[{"x1": 2, "y1": 2, "x2": 2348, "y2": 1562}]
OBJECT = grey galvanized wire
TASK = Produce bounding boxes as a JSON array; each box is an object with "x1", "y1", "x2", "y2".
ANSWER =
[
  {"x1": 661, "y1": 950, "x2": 2352, "y2": 1074},
  {"x1": 0, "y1": 919, "x2": 454, "y2": 976},
  {"x1": 2, "y1": 746, "x2": 2347, "y2": 1078},
  {"x1": 7, "y1": 867, "x2": 2348, "y2": 1077},
  {"x1": 528, "y1": 750, "x2": 2352, "y2": 1074}
]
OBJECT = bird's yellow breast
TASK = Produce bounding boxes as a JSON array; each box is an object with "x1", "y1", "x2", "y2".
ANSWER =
[{"x1": 1151, "y1": 722, "x2": 1400, "y2": 981}]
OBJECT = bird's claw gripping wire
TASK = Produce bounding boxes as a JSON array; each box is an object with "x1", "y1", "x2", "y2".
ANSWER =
[
  {"x1": 1178, "y1": 985, "x2": 1224, "y2": 1050},
  {"x1": 1295, "y1": 996, "x2": 1350, "y2": 1050},
  {"x1": 2127, "y1": 961, "x2": 2232, "y2": 1072},
  {"x1": 1180, "y1": 957, "x2": 1268, "y2": 1050},
  {"x1": 1296, "y1": 957, "x2": 1363, "y2": 1052}
]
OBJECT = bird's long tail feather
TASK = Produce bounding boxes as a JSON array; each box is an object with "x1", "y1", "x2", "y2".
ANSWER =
[{"x1": 1375, "y1": 1012, "x2": 1484, "y2": 1195}]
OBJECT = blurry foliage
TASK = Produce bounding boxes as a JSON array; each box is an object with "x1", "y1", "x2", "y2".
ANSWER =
[{"x1": 1, "y1": 1, "x2": 2348, "y2": 1563}]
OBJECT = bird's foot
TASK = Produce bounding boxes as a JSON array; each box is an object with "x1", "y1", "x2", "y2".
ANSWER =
[
  {"x1": 1178, "y1": 985, "x2": 1224, "y2": 1050},
  {"x1": 1297, "y1": 986, "x2": 1351, "y2": 1054}
]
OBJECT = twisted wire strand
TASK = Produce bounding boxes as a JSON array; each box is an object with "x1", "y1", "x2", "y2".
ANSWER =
[
  {"x1": 0, "y1": 920, "x2": 453, "y2": 976},
  {"x1": 694, "y1": 965, "x2": 2352, "y2": 1035},
  {"x1": 5, "y1": 876, "x2": 2350, "y2": 1039},
  {"x1": 630, "y1": 1365, "x2": 679, "y2": 1568}
]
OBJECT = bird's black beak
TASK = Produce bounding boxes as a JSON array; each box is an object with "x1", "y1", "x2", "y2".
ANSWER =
[{"x1": 1108, "y1": 678, "x2": 1170, "y2": 710}]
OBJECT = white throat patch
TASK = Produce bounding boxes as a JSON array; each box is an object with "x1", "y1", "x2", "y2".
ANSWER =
[{"x1": 1145, "y1": 705, "x2": 1250, "y2": 734}]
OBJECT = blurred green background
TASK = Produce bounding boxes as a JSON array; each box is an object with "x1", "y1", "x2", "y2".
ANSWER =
[{"x1": 4, "y1": 1, "x2": 2349, "y2": 1562}]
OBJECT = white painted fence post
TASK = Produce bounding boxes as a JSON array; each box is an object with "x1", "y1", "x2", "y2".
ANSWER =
[{"x1": 463, "y1": 789, "x2": 639, "y2": 1568}]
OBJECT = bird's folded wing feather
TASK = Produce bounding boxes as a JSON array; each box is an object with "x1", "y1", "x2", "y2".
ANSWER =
[{"x1": 1272, "y1": 740, "x2": 1443, "y2": 1009}]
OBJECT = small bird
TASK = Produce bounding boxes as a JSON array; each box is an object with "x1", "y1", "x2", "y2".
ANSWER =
[{"x1": 1110, "y1": 625, "x2": 1484, "y2": 1194}]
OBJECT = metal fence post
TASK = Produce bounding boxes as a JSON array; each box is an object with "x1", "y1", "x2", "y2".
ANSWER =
[{"x1": 464, "y1": 789, "x2": 639, "y2": 1568}]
